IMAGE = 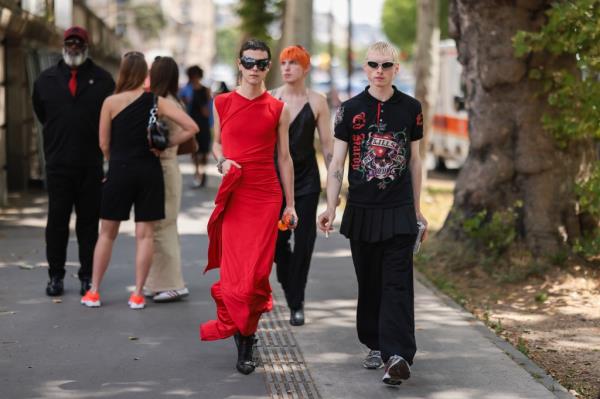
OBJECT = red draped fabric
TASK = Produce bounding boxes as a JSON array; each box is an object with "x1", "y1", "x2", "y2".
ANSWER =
[{"x1": 201, "y1": 91, "x2": 284, "y2": 340}]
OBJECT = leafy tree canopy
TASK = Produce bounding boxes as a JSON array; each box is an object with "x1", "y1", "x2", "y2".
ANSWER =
[
  {"x1": 131, "y1": 4, "x2": 166, "y2": 40},
  {"x1": 236, "y1": 0, "x2": 283, "y2": 43},
  {"x1": 381, "y1": 0, "x2": 449, "y2": 58}
]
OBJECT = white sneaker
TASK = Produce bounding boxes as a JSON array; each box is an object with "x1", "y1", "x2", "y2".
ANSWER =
[
  {"x1": 153, "y1": 287, "x2": 189, "y2": 303},
  {"x1": 142, "y1": 288, "x2": 156, "y2": 298},
  {"x1": 382, "y1": 355, "x2": 410, "y2": 385}
]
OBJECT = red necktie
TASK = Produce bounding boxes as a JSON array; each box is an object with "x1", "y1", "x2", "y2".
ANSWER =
[{"x1": 69, "y1": 69, "x2": 77, "y2": 96}]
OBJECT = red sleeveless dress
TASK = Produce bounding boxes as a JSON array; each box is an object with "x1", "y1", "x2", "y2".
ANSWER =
[{"x1": 201, "y1": 91, "x2": 284, "y2": 340}]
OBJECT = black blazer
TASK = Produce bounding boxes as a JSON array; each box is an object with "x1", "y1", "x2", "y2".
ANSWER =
[{"x1": 32, "y1": 59, "x2": 115, "y2": 168}]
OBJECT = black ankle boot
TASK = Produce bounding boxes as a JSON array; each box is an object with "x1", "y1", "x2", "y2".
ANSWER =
[
  {"x1": 234, "y1": 333, "x2": 256, "y2": 375},
  {"x1": 290, "y1": 305, "x2": 305, "y2": 326}
]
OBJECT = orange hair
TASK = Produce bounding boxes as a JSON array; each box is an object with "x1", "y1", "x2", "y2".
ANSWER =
[{"x1": 279, "y1": 45, "x2": 311, "y2": 69}]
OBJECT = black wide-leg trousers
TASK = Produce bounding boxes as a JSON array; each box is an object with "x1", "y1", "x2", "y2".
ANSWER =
[
  {"x1": 45, "y1": 165, "x2": 102, "y2": 280},
  {"x1": 350, "y1": 234, "x2": 417, "y2": 364},
  {"x1": 275, "y1": 192, "x2": 320, "y2": 310}
]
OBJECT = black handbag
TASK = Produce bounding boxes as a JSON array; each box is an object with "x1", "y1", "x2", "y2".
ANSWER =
[{"x1": 147, "y1": 94, "x2": 169, "y2": 151}]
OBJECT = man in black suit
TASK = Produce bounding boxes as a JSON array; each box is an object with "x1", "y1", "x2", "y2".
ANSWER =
[{"x1": 32, "y1": 26, "x2": 115, "y2": 296}]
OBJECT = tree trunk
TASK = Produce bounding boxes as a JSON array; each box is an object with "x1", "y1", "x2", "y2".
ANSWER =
[
  {"x1": 268, "y1": 0, "x2": 313, "y2": 88},
  {"x1": 445, "y1": 0, "x2": 593, "y2": 255},
  {"x1": 414, "y1": 0, "x2": 440, "y2": 186}
]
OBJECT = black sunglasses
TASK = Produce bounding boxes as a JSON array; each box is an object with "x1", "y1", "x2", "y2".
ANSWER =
[
  {"x1": 240, "y1": 56, "x2": 270, "y2": 71},
  {"x1": 64, "y1": 38, "x2": 85, "y2": 48},
  {"x1": 367, "y1": 61, "x2": 396, "y2": 70}
]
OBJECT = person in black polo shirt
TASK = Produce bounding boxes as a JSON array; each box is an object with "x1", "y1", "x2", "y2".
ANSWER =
[
  {"x1": 318, "y1": 41, "x2": 428, "y2": 386},
  {"x1": 32, "y1": 26, "x2": 115, "y2": 297}
]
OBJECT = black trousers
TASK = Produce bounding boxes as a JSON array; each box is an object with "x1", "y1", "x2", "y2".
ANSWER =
[
  {"x1": 45, "y1": 165, "x2": 103, "y2": 280},
  {"x1": 275, "y1": 192, "x2": 320, "y2": 310},
  {"x1": 350, "y1": 234, "x2": 417, "y2": 364}
]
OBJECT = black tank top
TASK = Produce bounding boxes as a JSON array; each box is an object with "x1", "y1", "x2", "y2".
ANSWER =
[
  {"x1": 110, "y1": 92, "x2": 157, "y2": 162},
  {"x1": 289, "y1": 103, "x2": 320, "y2": 196}
]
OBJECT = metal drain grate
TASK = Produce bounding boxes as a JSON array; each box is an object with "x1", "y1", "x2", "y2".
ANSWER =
[{"x1": 257, "y1": 302, "x2": 321, "y2": 399}]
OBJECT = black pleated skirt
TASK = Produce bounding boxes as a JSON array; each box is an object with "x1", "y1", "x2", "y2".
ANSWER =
[{"x1": 340, "y1": 204, "x2": 418, "y2": 243}]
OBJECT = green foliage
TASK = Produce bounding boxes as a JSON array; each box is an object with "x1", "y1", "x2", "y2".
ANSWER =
[
  {"x1": 513, "y1": 1, "x2": 600, "y2": 144},
  {"x1": 573, "y1": 235, "x2": 600, "y2": 259},
  {"x1": 576, "y1": 162, "x2": 600, "y2": 218},
  {"x1": 131, "y1": 4, "x2": 166, "y2": 40},
  {"x1": 216, "y1": 27, "x2": 241, "y2": 64},
  {"x1": 534, "y1": 291, "x2": 548, "y2": 303},
  {"x1": 236, "y1": 0, "x2": 283, "y2": 43},
  {"x1": 462, "y1": 203, "x2": 522, "y2": 258},
  {"x1": 514, "y1": 1, "x2": 600, "y2": 258},
  {"x1": 381, "y1": 0, "x2": 449, "y2": 58},
  {"x1": 517, "y1": 337, "x2": 529, "y2": 356}
]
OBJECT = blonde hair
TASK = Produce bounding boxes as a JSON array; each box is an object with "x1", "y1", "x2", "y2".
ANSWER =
[{"x1": 365, "y1": 41, "x2": 400, "y2": 64}]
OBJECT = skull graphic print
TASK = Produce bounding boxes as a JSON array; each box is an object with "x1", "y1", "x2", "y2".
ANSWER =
[{"x1": 361, "y1": 123, "x2": 408, "y2": 189}]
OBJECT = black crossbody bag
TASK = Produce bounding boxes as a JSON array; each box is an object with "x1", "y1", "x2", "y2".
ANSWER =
[{"x1": 147, "y1": 94, "x2": 169, "y2": 150}]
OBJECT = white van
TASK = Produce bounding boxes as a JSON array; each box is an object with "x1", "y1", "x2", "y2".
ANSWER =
[{"x1": 429, "y1": 39, "x2": 469, "y2": 169}]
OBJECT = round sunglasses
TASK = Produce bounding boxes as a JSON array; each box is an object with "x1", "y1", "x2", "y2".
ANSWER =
[
  {"x1": 366, "y1": 61, "x2": 396, "y2": 70},
  {"x1": 240, "y1": 56, "x2": 270, "y2": 71}
]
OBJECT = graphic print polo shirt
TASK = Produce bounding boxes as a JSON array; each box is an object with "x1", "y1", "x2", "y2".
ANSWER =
[{"x1": 334, "y1": 86, "x2": 423, "y2": 208}]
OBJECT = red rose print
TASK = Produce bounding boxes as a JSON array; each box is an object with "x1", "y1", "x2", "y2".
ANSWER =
[
  {"x1": 416, "y1": 112, "x2": 423, "y2": 126},
  {"x1": 352, "y1": 112, "x2": 366, "y2": 130}
]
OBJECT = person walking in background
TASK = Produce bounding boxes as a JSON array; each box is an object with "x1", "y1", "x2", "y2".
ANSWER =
[
  {"x1": 32, "y1": 26, "x2": 115, "y2": 297},
  {"x1": 318, "y1": 41, "x2": 428, "y2": 385},
  {"x1": 143, "y1": 56, "x2": 190, "y2": 303},
  {"x1": 271, "y1": 45, "x2": 334, "y2": 326},
  {"x1": 201, "y1": 39, "x2": 297, "y2": 375},
  {"x1": 80, "y1": 51, "x2": 198, "y2": 310},
  {"x1": 186, "y1": 66, "x2": 212, "y2": 188}
]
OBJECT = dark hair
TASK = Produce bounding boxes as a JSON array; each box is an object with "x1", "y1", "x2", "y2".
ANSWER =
[
  {"x1": 115, "y1": 52, "x2": 148, "y2": 94},
  {"x1": 239, "y1": 39, "x2": 271, "y2": 60},
  {"x1": 150, "y1": 56, "x2": 179, "y2": 98},
  {"x1": 186, "y1": 65, "x2": 203, "y2": 80}
]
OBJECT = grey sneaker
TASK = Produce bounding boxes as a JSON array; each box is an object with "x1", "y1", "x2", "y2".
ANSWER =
[
  {"x1": 382, "y1": 355, "x2": 411, "y2": 385},
  {"x1": 363, "y1": 350, "x2": 384, "y2": 369}
]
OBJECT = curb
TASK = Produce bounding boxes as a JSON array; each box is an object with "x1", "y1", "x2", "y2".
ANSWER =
[{"x1": 414, "y1": 270, "x2": 576, "y2": 399}]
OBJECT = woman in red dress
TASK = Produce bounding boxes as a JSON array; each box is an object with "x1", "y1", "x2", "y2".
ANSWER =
[{"x1": 201, "y1": 39, "x2": 297, "y2": 375}]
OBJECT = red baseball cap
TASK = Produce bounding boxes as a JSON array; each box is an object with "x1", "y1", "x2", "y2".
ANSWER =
[{"x1": 64, "y1": 26, "x2": 89, "y2": 43}]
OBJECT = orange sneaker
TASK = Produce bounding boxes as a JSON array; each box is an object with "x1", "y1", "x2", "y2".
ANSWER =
[
  {"x1": 128, "y1": 293, "x2": 145, "y2": 310},
  {"x1": 81, "y1": 290, "x2": 101, "y2": 307}
]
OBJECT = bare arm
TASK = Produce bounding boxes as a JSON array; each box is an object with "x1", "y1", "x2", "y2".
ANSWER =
[
  {"x1": 313, "y1": 93, "x2": 334, "y2": 168},
  {"x1": 410, "y1": 140, "x2": 428, "y2": 239},
  {"x1": 99, "y1": 97, "x2": 112, "y2": 161},
  {"x1": 325, "y1": 138, "x2": 348, "y2": 210},
  {"x1": 158, "y1": 96, "x2": 199, "y2": 146},
  {"x1": 211, "y1": 102, "x2": 223, "y2": 161},
  {"x1": 277, "y1": 105, "x2": 295, "y2": 209},
  {"x1": 317, "y1": 138, "x2": 348, "y2": 233}
]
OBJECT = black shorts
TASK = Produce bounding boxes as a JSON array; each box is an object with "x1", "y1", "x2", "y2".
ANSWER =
[{"x1": 101, "y1": 160, "x2": 165, "y2": 222}]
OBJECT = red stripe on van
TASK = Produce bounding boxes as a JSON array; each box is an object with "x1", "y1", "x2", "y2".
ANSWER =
[{"x1": 433, "y1": 115, "x2": 468, "y2": 138}]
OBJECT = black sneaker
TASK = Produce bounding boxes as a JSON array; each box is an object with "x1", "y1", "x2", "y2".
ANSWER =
[
  {"x1": 382, "y1": 355, "x2": 410, "y2": 385},
  {"x1": 363, "y1": 350, "x2": 384, "y2": 369}
]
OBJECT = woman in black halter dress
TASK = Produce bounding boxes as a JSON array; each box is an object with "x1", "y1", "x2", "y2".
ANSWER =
[{"x1": 81, "y1": 52, "x2": 198, "y2": 309}]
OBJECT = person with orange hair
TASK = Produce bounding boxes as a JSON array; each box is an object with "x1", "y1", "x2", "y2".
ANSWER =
[{"x1": 271, "y1": 45, "x2": 334, "y2": 326}]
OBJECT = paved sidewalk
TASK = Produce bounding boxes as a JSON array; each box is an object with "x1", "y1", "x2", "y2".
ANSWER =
[{"x1": 0, "y1": 162, "x2": 573, "y2": 398}]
